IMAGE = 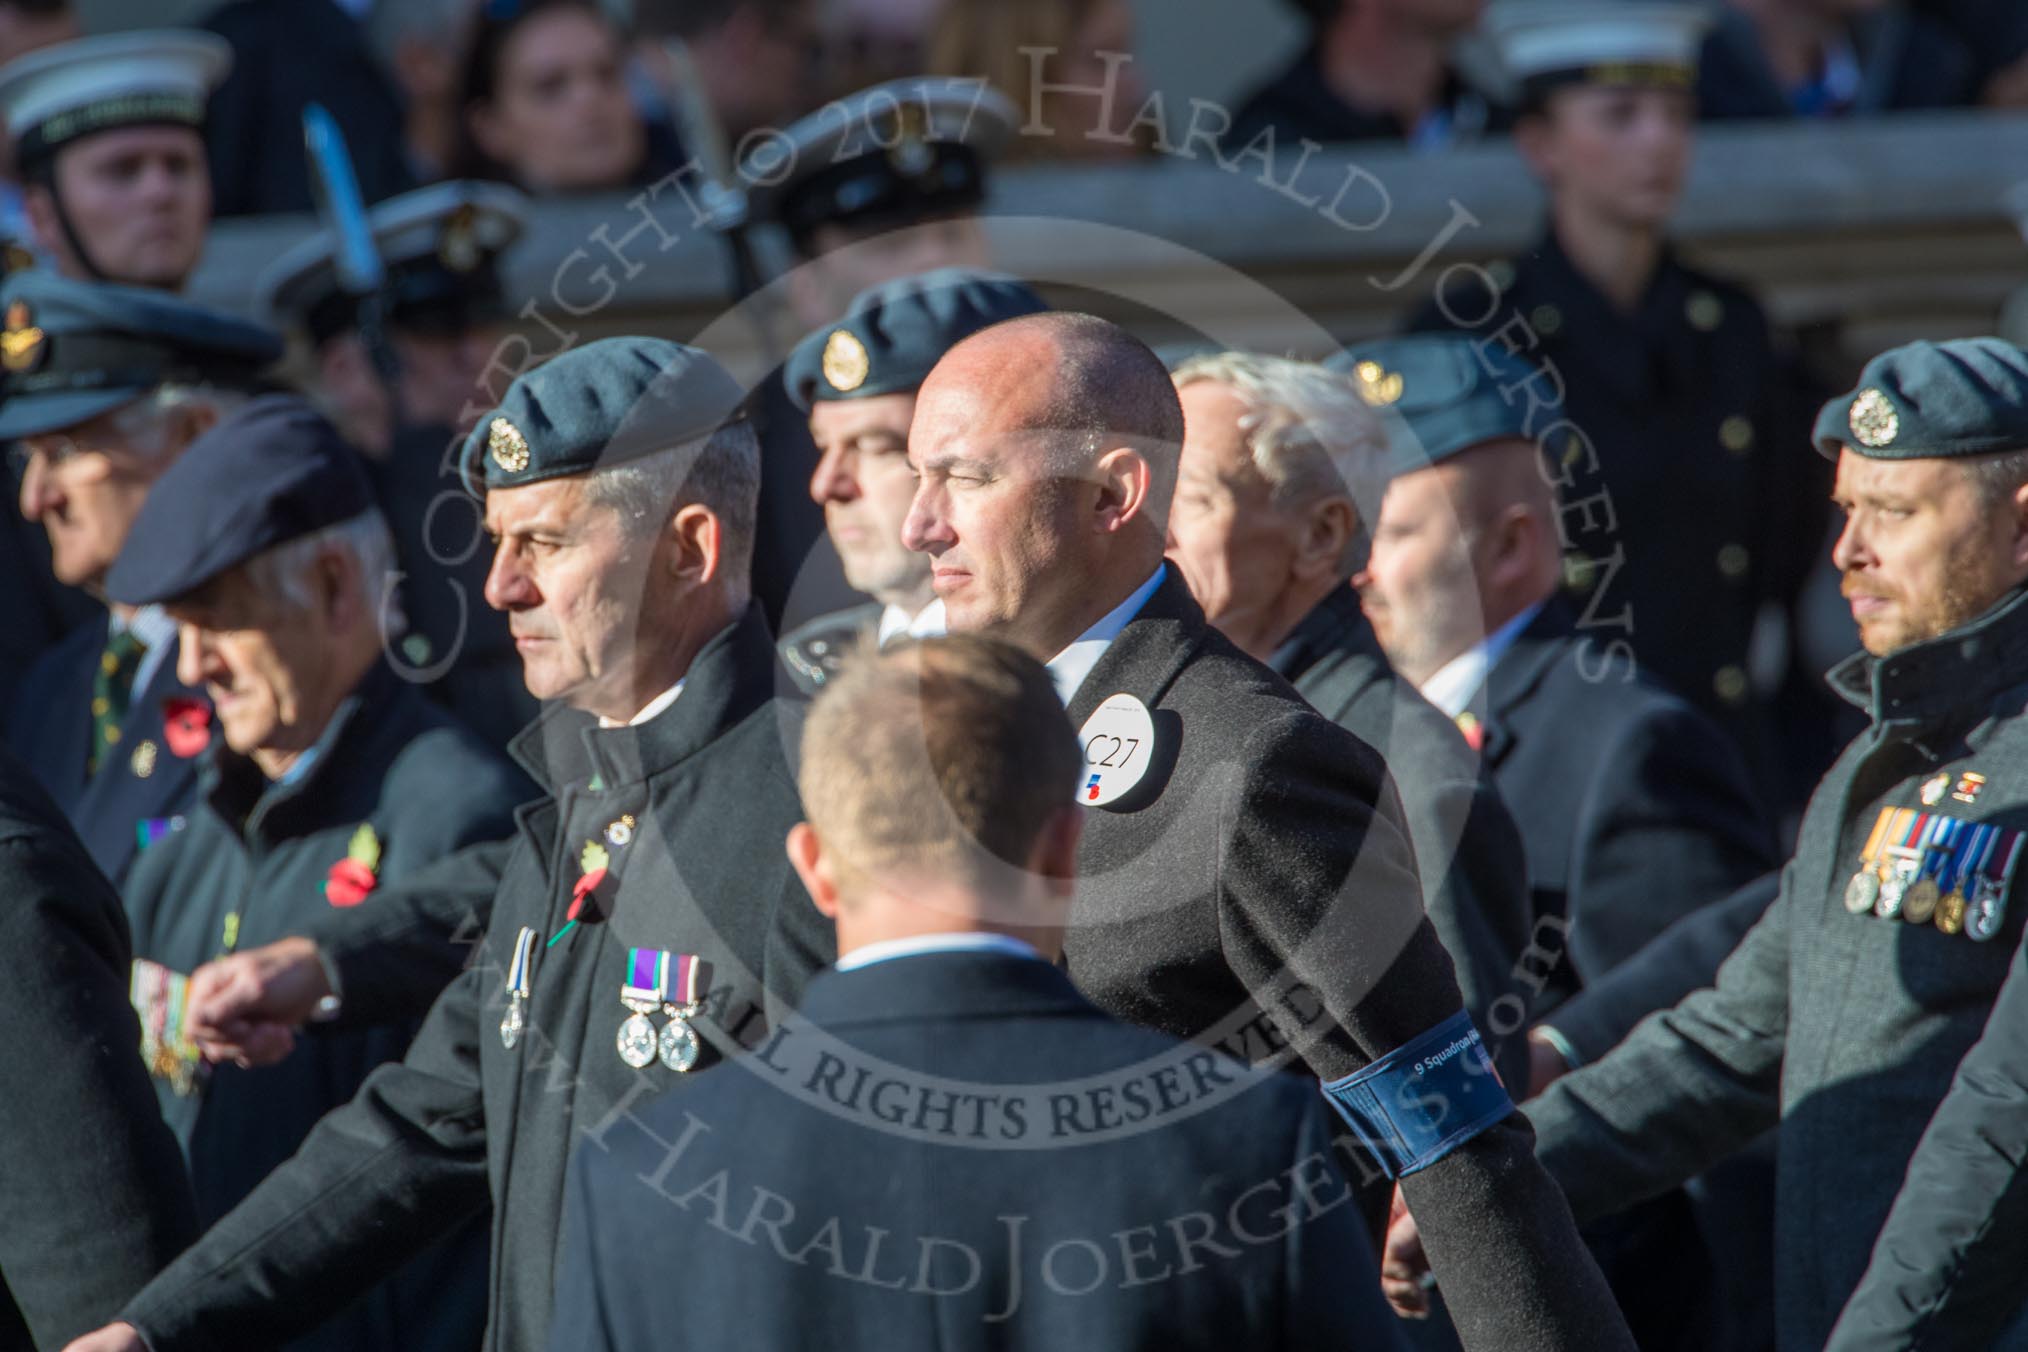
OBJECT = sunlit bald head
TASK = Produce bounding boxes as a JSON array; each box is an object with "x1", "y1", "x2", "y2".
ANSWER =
[{"x1": 902, "y1": 312, "x2": 1182, "y2": 658}]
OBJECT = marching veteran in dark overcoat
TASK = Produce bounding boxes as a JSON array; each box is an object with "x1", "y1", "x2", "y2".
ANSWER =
[{"x1": 67, "y1": 339, "x2": 830, "y2": 1352}]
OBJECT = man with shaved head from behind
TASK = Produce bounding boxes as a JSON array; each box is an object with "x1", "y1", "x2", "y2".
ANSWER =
[{"x1": 900, "y1": 311, "x2": 1635, "y2": 1352}]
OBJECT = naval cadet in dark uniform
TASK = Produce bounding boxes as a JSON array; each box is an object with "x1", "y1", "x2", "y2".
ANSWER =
[
  {"x1": 738, "y1": 77, "x2": 1018, "y2": 632},
  {"x1": 1348, "y1": 333, "x2": 1778, "y2": 1350},
  {"x1": 66, "y1": 337, "x2": 831, "y2": 1352},
  {"x1": 259, "y1": 179, "x2": 538, "y2": 751},
  {"x1": 901, "y1": 310, "x2": 1634, "y2": 1352},
  {"x1": 104, "y1": 396, "x2": 524, "y2": 1352},
  {"x1": 0, "y1": 745, "x2": 196, "y2": 1350},
  {"x1": 1385, "y1": 337, "x2": 2028, "y2": 1352},
  {"x1": 551, "y1": 634, "x2": 1409, "y2": 1350},
  {"x1": 1408, "y1": 3, "x2": 1832, "y2": 799},
  {"x1": 776, "y1": 266, "x2": 1046, "y2": 693},
  {"x1": 0, "y1": 29, "x2": 227, "y2": 290},
  {"x1": 1163, "y1": 347, "x2": 1536, "y2": 1095},
  {"x1": 2, "y1": 269, "x2": 282, "y2": 886}
]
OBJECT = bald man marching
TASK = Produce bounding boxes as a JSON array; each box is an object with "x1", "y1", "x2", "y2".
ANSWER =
[{"x1": 901, "y1": 311, "x2": 1633, "y2": 1352}]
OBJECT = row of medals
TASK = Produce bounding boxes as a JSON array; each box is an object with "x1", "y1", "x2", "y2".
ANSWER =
[
  {"x1": 1844, "y1": 851, "x2": 2008, "y2": 940},
  {"x1": 497, "y1": 989, "x2": 699, "y2": 1071},
  {"x1": 618, "y1": 996, "x2": 702, "y2": 1072}
]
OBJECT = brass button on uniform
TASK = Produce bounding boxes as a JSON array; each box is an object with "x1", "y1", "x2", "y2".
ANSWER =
[
  {"x1": 1717, "y1": 543, "x2": 1751, "y2": 580},
  {"x1": 1531, "y1": 304, "x2": 1563, "y2": 337},
  {"x1": 1720, "y1": 415, "x2": 1754, "y2": 455},
  {"x1": 1687, "y1": 290, "x2": 1724, "y2": 332},
  {"x1": 1713, "y1": 664, "x2": 1749, "y2": 705}
]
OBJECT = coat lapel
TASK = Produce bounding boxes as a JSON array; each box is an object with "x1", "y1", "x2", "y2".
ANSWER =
[
  {"x1": 1269, "y1": 586, "x2": 1390, "y2": 724},
  {"x1": 1480, "y1": 603, "x2": 1576, "y2": 765},
  {"x1": 1064, "y1": 571, "x2": 1209, "y2": 728}
]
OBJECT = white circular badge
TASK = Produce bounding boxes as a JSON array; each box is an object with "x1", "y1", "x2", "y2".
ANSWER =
[{"x1": 1076, "y1": 693, "x2": 1156, "y2": 806}]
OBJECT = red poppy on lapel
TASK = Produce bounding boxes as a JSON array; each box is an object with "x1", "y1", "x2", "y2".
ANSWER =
[
  {"x1": 324, "y1": 824, "x2": 382, "y2": 907},
  {"x1": 324, "y1": 858, "x2": 376, "y2": 907},
  {"x1": 162, "y1": 697, "x2": 213, "y2": 758},
  {"x1": 568, "y1": 867, "x2": 609, "y2": 922},
  {"x1": 1455, "y1": 710, "x2": 1486, "y2": 752}
]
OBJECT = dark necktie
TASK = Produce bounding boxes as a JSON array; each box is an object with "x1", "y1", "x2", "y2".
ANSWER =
[{"x1": 88, "y1": 627, "x2": 147, "y2": 777}]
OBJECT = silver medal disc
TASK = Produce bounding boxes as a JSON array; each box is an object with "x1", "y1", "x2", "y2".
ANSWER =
[
  {"x1": 617, "y1": 1012, "x2": 658, "y2": 1068},
  {"x1": 1844, "y1": 871, "x2": 1880, "y2": 915},
  {"x1": 658, "y1": 1016, "x2": 700, "y2": 1072},
  {"x1": 500, "y1": 1001, "x2": 524, "y2": 1051},
  {"x1": 1967, "y1": 887, "x2": 2006, "y2": 943}
]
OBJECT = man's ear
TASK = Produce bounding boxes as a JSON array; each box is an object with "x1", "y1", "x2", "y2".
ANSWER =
[
  {"x1": 786, "y1": 822, "x2": 841, "y2": 918},
  {"x1": 2008, "y1": 479, "x2": 2028, "y2": 576},
  {"x1": 1032, "y1": 805, "x2": 1084, "y2": 900},
  {"x1": 20, "y1": 183, "x2": 64, "y2": 266},
  {"x1": 160, "y1": 399, "x2": 223, "y2": 458},
  {"x1": 1480, "y1": 504, "x2": 1539, "y2": 592},
  {"x1": 315, "y1": 544, "x2": 365, "y2": 631},
  {"x1": 669, "y1": 503, "x2": 723, "y2": 588},
  {"x1": 1292, "y1": 496, "x2": 1359, "y2": 583},
  {"x1": 1091, "y1": 445, "x2": 1154, "y2": 535},
  {"x1": 318, "y1": 336, "x2": 363, "y2": 395}
]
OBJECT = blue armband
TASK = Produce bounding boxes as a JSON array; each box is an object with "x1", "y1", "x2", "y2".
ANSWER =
[{"x1": 1319, "y1": 1011, "x2": 1514, "y2": 1178}]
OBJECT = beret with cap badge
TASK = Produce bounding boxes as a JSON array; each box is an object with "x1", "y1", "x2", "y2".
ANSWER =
[
  {"x1": 784, "y1": 267, "x2": 1048, "y2": 412},
  {"x1": 1326, "y1": 332, "x2": 1547, "y2": 475},
  {"x1": 462, "y1": 336, "x2": 750, "y2": 492},
  {"x1": 1813, "y1": 337, "x2": 2028, "y2": 461}
]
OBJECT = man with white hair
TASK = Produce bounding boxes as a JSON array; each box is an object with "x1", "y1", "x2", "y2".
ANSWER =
[
  {"x1": 1165, "y1": 349, "x2": 1536, "y2": 1093},
  {"x1": 106, "y1": 396, "x2": 527, "y2": 1352},
  {"x1": 2, "y1": 269, "x2": 281, "y2": 884},
  {"x1": 71, "y1": 338, "x2": 831, "y2": 1352}
]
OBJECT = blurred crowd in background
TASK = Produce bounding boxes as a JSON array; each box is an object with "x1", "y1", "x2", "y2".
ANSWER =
[{"x1": 0, "y1": 0, "x2": 2023, "y2": 223}]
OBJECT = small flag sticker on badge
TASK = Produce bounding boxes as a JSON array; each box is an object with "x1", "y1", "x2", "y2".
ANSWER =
[{"x1": 1085, "y1": 773, "x2": 1102, "y2": 801}]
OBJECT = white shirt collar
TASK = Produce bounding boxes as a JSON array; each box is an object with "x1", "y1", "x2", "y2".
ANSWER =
[
  {"x1": 116, "y1": 605, "x2": 179, "y2": 699},
  {"x1": 1044, "y1": 564, "x2": 1166, "y2": 707},
  {"x1": 834, "y1": 932, "x2": 1044, "y2": 972},
  {"x1": 1417, "y1": 601, "x2": 1543, "y2": 720},
  {"x1": 877, "y1": 598, "x2": 947, "y2": 648},
  {"x1": 600, "y1": 678, "x2": 685, "y2": 730}
]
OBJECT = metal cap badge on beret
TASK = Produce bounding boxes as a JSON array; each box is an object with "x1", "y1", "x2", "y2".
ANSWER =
[
  {"x1": 1326, "y1": 333, "x2": 1544, "y2": 474},
  {"x1": 742, "y1": 77, "x2": 1018, "y2": 252},
  {"x1": 1813, "y1": 337, "x2": 2028, "y2": 461},
  {"x1": 784, "y1": 267, "x2": 1048, "y2": 411},
  {"x1": 105, "y1": 394, "x2": 376, "y2": 607},
  {"x1": 0, "y1": 30, "x2": 231, "y2": 168},
  {"x1": 259, "y1": 180, "x2": 528, "y2": 346},
  {"x1": 0, "y1": 269, "x2": 283, "y2": 440},
  {"x1": 463, "y1": 336, "x2": 749, "y2": 492}
]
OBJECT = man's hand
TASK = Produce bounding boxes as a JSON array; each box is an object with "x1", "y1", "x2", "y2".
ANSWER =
[
  {"x1": 62, "y1": 1321, "x2": 146, "y2": 1351},
  {"x1": 1528, "y1": 1027, "x2": 1575, "y2": 1097},
  {"x1": 186, "y1": 936, "x2": 333, "y2": 1068},
  {"x1": 1380, "y1": 1185, "x2": 1434, "y2": 1318}
]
